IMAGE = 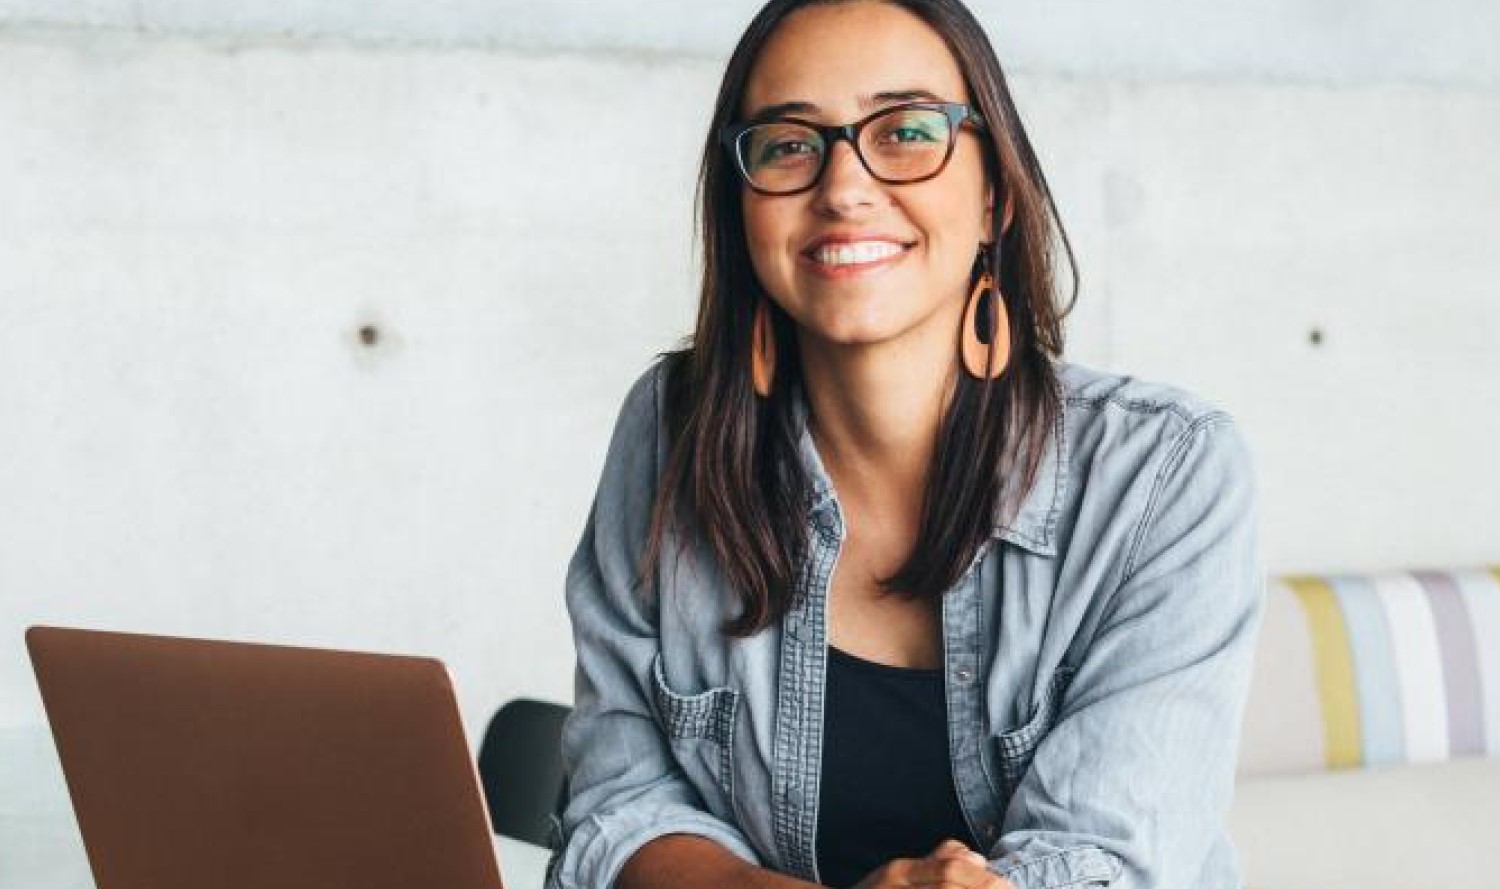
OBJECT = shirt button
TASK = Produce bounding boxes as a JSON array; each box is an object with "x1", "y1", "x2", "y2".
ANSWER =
[
  {"x1": 954, "y1": 667, "x2": 974, "y2": 683},
  {"x1": 983, "y1": 824, "x2": 998, "y2": 841}
]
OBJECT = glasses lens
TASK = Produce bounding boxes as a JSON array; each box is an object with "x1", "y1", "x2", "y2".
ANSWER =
[
  {"x1": 859, "y1": 106, "x2": 953, "y2": 181},
  {"x1": 738, "y1": 122, "x2": 825, "y2": 193}
]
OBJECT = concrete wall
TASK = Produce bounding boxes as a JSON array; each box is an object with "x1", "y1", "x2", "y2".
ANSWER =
[
  {"x1": 1, "y1": 3, "x2": 1498, "y2": 886},
  {"x1": 3, "y1": 0, "x2": 1498, "y2": 87}
]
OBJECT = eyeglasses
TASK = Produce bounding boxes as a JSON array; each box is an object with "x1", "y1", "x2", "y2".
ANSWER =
[{"x1": 720, "y1": 101, "x2": 986, "y2": 196}]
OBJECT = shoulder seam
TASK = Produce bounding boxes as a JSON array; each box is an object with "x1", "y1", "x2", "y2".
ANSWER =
[
  {"x1": 1119, "y1": 411, "x2": 1233, "y2": 583},
  {"x1": 1063, "y1": 392, "x2": 1204, "y2": 427},
  {"x1": 648, "y1": 358, "x2": 667, "y2": 492}
]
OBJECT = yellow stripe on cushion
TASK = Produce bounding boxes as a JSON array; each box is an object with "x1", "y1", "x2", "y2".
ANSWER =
[{"x1": 1287, "y1": 576, "x2": 1363, "y2": 769}]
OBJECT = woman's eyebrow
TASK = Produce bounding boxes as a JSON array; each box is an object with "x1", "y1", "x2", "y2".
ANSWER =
[{"x1": 746, "y1": 88, "x2": 945, "y2": 121}]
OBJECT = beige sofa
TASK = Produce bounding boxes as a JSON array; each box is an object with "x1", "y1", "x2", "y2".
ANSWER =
[{"x1": 1230, "y1": 568, "x2": 1500, "y2": 889}]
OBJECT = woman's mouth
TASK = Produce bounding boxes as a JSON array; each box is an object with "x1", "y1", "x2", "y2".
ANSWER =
[{"x1": 801, "y1": 240, "x2": 914, "y2": 278}]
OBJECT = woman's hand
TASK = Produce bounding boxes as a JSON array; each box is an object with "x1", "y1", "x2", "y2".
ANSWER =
[{"x1": 849, "y1": 839, "x2": 1013, "y2": 889}]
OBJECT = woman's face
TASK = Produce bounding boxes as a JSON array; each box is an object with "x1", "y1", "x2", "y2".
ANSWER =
[{"x1": 739, "y1": 0, "x2": 993, "y2": 355}]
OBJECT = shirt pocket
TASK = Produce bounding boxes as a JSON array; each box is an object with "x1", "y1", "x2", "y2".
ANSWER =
[
  {"x1": 994, "y1": 665, "x2": 1076, "y2": 796},
  {"x1": 649, "y1": 653, "x2": 741, "y2": 823}
]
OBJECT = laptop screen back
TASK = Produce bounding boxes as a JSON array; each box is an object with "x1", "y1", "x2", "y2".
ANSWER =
[{"x1": 26, "y1": 626, "x2": 505, "y2": 889}]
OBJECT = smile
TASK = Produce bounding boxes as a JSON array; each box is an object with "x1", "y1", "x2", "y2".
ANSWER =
[{"x1": 803, "y1": 240, "x2": 913, "y2": 276}]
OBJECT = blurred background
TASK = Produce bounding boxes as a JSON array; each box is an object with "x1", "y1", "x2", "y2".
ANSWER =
[{"x1": 2, "y1": 2, "x2": 1497, "y2": 887}]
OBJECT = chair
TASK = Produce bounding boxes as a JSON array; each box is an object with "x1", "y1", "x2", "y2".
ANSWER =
[{"x1": 476, "y1": 698, "x2": 572, "y2": 847}]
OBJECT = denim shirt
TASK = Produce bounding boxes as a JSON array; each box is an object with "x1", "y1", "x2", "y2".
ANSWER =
[{"x1": 546, "y1": 358, "x2": 1265, "y2": 889}]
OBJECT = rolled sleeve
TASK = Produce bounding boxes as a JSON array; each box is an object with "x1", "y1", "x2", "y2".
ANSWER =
[
  {"x1": 990, "y1": 414, "x2": 1266, "y2": 889},
  {"x1": 545, "y1": 365, "x2": 759, "y2": 889}
]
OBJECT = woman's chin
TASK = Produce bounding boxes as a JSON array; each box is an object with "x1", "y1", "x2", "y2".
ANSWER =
[{"x1": 800, "y1": 320, "x2": 911, "y2": 351}]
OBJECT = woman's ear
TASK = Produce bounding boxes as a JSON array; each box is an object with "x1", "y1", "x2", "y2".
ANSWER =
[{"x1": 983, "y1": 186, "x2": 1016, "y2": 242}]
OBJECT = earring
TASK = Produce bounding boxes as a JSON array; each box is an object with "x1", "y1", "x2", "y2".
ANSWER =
[
  {"x1": 751, "y1": 298, "x2": 776, "y2": 398},
  {"x1": 960, "y1": 266, "x2": 1011, "y2": 380}
]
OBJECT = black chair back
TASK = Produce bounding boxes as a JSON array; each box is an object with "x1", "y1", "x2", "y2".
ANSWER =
[{"x1": 476, "y1": 698, "x2": 571, "y2": 846}]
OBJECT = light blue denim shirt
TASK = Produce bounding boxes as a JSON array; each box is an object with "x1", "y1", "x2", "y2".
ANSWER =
[{"x1": 547, "y1": 357, "x2": 1265, "y2": 889}]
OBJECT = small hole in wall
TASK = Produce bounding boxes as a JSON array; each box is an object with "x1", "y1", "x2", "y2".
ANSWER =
[
  {"x1": 1308, "y1": 327, "x2": 1323, "y2": 347},
  {"x1": 359, "y1": 325, "x2": 380, "y2": 346}
]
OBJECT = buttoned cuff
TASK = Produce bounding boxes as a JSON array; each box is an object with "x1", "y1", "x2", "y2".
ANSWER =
[
  {"x1": 544, "y1": 804, "x2": 761, "y2": 889},
  {"x1": 990, "y1": 845, "x2": 1121, "y2": 889}
]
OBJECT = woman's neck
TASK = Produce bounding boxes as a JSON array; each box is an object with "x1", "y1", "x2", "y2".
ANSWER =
[{"x1": 797, "y1": 336, "x2": 958, "y2": 517}]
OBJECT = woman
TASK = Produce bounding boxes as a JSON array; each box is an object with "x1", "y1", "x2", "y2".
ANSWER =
[{"x1": 546, "y1": 1, "x2": 1263, "y2": 888}]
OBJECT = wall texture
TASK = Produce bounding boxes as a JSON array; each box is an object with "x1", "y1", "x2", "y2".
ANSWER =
[
  {"x1": 2, "y1": 0, "x2": 1498, "y2": 87},
  {"x1": 1, "y1": 4, "x2": 1497, "y2": 886}
]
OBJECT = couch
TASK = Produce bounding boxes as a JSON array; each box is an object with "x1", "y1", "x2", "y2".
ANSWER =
[{"x1": 1230, "y1": 566, "x2": 1500, "y2": 889}]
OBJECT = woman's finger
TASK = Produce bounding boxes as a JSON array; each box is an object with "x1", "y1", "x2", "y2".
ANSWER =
[
  {"x1": 926, "y1": 838, "x2": 984, "y2": 862},
  {"x1": 905, "y1": 853, "x2": 1000, "y2": 887}
]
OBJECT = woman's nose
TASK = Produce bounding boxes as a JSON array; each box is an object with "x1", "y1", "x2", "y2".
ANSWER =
[{"x1": 813, "y1": 140, "x2": 880, "y2": 215}]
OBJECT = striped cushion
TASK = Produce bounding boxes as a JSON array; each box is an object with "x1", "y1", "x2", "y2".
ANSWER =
[{"x1": 1237, "y1": 567, "x2": 1500, "y2": 777}]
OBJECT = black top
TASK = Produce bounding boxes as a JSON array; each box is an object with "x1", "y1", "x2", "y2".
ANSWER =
[{"x1": 816, "y1": 645, "x2": 976, "y2": 889}]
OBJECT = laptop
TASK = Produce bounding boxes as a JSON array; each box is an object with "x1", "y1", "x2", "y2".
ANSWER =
[{"x1": 26, "y1": 625, "x2": 511, "y2": 889}]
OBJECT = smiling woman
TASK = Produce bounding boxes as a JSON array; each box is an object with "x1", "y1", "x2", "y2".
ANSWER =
[{"x1": 545, "y1": 2, "x2": 1264, "y2": 889}]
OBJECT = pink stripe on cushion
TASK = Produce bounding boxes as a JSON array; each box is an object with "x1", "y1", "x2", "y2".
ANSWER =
[{"x1": 1414, "y1": 570, "x2": 1487, "y2": 756}]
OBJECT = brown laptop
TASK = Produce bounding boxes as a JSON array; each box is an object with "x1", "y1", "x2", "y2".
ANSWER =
[{"x1": 26, "y1": 625, "x2": 507, "y2": 889}]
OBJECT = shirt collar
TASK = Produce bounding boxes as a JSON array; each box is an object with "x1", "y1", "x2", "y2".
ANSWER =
[{"x1": 790, "y1": 377, "x2": 1066, "y2": 558}]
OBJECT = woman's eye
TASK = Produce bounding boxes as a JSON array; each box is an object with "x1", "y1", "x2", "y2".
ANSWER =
[
  {"x1": 883, "y1": 127, "x2": 939, "y2": 144},
  {"x1": 765, "y1": 140, "x2": 815, "y2": 159},
  {"x1": 757, "y1": 140, "x2": 820, "y2": 168}
]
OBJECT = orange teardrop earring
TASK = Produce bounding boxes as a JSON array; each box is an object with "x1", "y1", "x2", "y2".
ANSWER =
[
  {"x1": 751, "y1": 298, "x2": 776, "y2": 398},
  {"x1": 960, "y1": 253, "x2": 1011, "y2": 380}
]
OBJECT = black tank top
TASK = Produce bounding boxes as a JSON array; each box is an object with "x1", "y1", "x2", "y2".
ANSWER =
[{"x1": 816, "y1": 645, "x2": 977, "y2": 889}]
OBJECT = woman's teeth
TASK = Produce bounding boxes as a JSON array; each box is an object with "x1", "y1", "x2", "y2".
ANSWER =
[{"x1": 813, "y1": 241, "x2": 906, "y2": 266}]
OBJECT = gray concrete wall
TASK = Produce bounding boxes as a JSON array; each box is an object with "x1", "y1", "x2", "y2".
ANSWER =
[
  {"x1": 3, "y1": 0, "x2": 1499, "y2": 87},
  {"x1": 1, "y1": 4, "x2": 1498, "y2": 886}
]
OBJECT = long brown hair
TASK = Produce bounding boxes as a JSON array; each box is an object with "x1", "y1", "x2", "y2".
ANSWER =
[{"x1": 644, "y1": 0, "x2": 1077, "y2": 636}]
